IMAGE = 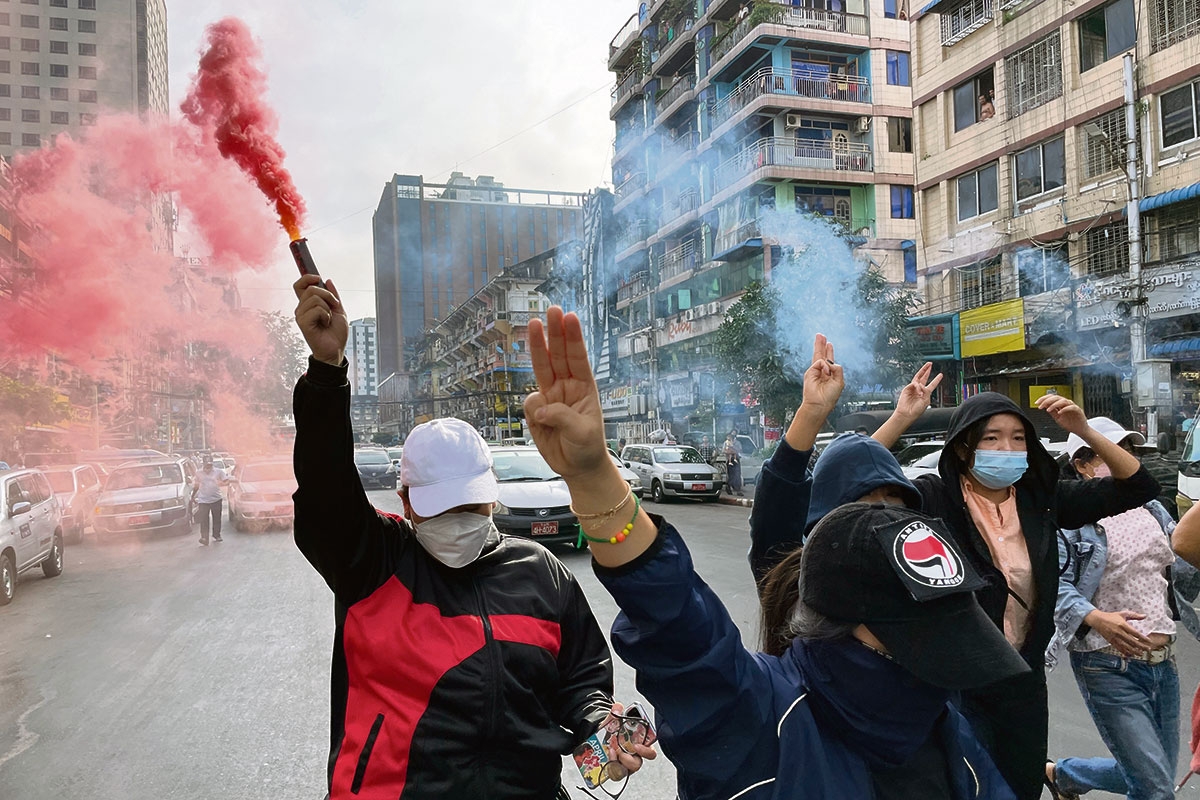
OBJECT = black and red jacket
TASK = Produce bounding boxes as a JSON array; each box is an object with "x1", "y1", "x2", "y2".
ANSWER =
[{"x1": 293, "y1": 358, "x2": 614, "y2": 799}]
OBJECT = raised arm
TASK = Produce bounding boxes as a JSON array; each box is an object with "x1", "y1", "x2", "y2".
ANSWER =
[
  {"x1": 1036, "y1": 394, "x2": 1142, "y2": 479},
  {"x1": 871, "y1": 362, "x2": 944, "y2": 448}
]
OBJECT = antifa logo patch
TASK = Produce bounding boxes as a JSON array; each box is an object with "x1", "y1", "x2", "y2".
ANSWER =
[{"x1": 893, "y1": 522, "x2": 964, "y2": 588}]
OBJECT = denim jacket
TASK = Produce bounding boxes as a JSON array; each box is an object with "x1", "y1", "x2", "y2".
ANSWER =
[{"x1": 1046, "y1": 500, "x2": 1200, "y2": 670}]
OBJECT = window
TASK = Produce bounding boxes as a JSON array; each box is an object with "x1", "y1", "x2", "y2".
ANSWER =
[
  {"x1": 1149, "y1": 0, "x2": 1200, "y2": 50},
  {"x1": 0, "y1": 133, "x2": 11, "y2": 146},
  {"x1": 891, "y1": 185, "x2": 915, "y2": 218},
  {"x1": 50, "y1": 110, "x2": 66, "y2": 124},
  {"x1": 886, "y1": 51, "x2": 910, "y2": 85},
  {"x1": 939, "y1": 0, "x2": 993, "y2": 46},
  {"x1": 0, "y1": 108, "x2": 12, "y2": 121},
  {"x1": 887, "y1": 117, "x2": 913, "y2": 152},
  {"x1": 1079, "y1": 0, "x2": 1136, "y2": 71},
  {"x1": 19, "y1": 14, "x2": 37, "y2": 26},
  {"x1": 1144, "y1": 199, "x2": 1200, "y2": 262},
  {"x1": 78, "y1": 88, "x2": 95, "y2": 102},
  {"x1": 0, "y1": 62, "x2": 9, "y2": 74},
  {"x1": 1017, "y1": 243, "x2": 1067, "y2": 296},
  {"x1": 49, "y1": 40, "x2": 67, "y2": 53},
  {"x1": 20, "y1": 38, "x2": 37, "y2": 51},
  {"x1": 78, "y1": 65, "x2": 95, "y2": 79},
  {"x1": 19, "y1": 61, "x2": 36, "y2": 75},
  {"x1": 0, "y1": 13, "x2": 8, "y2": 23},
  {"x1": 1014, "y1": 136, "x2": 1066, "y2": 201},
  {"x1": 958, "y1": 257, "x2": 1005, "y2": 309},
  {"x1": 956, "y1": 162, "x2": 999, "y2": 221},
  {"x1": 79, "y1": 111, "x2": 95, "y2": 125},
  {"x1": 1005, "y1": 32, "x2": 1063, "y2": 117},
  {"x1": 1161, "y1": 80, "x2": 1200, "y2": 148},
  {"x1": 0, "y1": 85, "x2": 10, "y2": 98},
  {"x1": 21, "y1": 108, "x2": 36, "y2": 122},
  {"x1": 78, "y1": 42, "x2": 95, "y2": 55},
  {"x1": 952, "y1": 68, "x2": 995, "y2": 131},
  {"x1": 796, "y1": 185, "x2": 853, "y2": 220},
  {"x1": 49, "y1": 85, "x2": 65, "y2": 100},
  {"x1": 20, "y1": 85, "x2": 36, "y2": 98},
  {"x1": 50, "y1": 0, "x2": 66, "y2": 6},
  {"x1": 1085, "y1": 222, "x2": 1129, "y2": 275},
  {"x1": 1081, "y1": 108, "x2": 1127, "y2": 178},
  {"x1": 49, "y1": 63, "x2": 65, "y2": 77},
  {"x1": 77, "y1": 18, "x2": 94, "y2": 32},
  {"x1": 48, "y1": 16, "x2": 66, "y2": 30},
  {"x1": 21, "y1": 132, "x2": 38, "y2": 146},
  {"x1": 884, "y1": 0, "x2": 908, "y2": 17},
  {"x1": 78, "y1": 0, "x2": 95, "y2": 7},
  {"x1": 0, "y1": 39, "x2": 9, "y2": 51}
]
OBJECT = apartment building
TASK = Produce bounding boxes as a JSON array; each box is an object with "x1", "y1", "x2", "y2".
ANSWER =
[
  {"x1": 911, "y1": 0, "x2": 1200, "y2": 424},
  {"x1": 606, "y1": 0, "x2": 916, "y2": 439},
  {"x1": 347, "y1": 317, "x2": 379, "y2": 396},
  {"x1": 372, "y1": 172, "x2": 585, "y2": 385},
  {"x1": 0, "y1": 0, "x2": 168, "y2": 155}
]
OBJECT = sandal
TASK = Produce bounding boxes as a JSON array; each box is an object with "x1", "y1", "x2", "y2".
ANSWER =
[{"x1": 1044, "y1": 761, "x2": 1080, "y2": 800}]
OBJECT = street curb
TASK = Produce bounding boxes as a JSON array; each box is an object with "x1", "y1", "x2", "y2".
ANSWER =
[{"x1": 718, "y1": 496, "x2": 754, "y2": 508}]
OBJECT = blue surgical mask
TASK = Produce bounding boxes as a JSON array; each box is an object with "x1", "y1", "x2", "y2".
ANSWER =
[{"x1": 970, "y1": 450, "x2": 1028, "y2": 490}]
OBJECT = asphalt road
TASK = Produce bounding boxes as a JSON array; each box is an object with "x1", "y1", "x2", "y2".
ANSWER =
[{"x1": 2, "y1": 493, "x2": 1200, "y2": 799}]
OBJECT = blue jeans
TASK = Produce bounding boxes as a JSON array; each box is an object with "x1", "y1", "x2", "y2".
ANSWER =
[{"x1": 1055, "y1": 650, "x2": 1179, "y2": 800}]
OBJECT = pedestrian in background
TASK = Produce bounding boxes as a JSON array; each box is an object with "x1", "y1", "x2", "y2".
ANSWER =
[
  {"x1": 724, "y1": 432, "x2": 744, "y2": 496},
  {"x1": 1045, "y1": 417, "x2": 1200, "y2": 800},
  {"x1": 192, "y1": 453, "x2": 229, "y2": 546},
  {"x1": 697, "y1": 434, "x2": 716, "y2": 464}
]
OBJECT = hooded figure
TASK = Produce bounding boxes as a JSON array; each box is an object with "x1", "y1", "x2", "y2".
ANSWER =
[{"x1": 894, "y1": 392, "x2": 1160, "y2": 800}]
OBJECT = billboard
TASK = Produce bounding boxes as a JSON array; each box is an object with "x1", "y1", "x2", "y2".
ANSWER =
[{"x1": 960, "y1": 299, "x2": 1026, "y2": 357}]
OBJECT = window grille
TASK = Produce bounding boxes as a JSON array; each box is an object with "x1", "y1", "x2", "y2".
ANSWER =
[
  {"x1": 1085, "y1": 223, "x2": 1130, "y2": 276},
  {"x1": 940, "y1": 0, "x2": 993, "y2": 45},
  {"x1": 1005, "y1": 33, "x2": 1062, "y2": 118},
  {"x1": 1149, "y1": 0, "x2": 1200, "y2": 52},
  {"x1": 958, "y1": 258, "x2": 1005, "y2": 309},
  {"x1": 1081, "y1": 108, "x2": 1126, "y2": 179}
]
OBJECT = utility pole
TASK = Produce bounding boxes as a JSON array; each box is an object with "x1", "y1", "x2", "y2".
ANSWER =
[
  {"x1": 1124, "y1": 53, "x2": 1153, "y2": 439},
  {"x1": 165, "y1": 377, "x2": 172, "y2": 455},
  {"x1": 93, "y1": 384, "x2": 100, "y2": 449}
]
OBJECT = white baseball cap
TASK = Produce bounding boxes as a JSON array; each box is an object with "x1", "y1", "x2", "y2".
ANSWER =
[
  {"x1": 1065, "y1": 416, "x2": 1146, "y2": 459},
  {"x1": 400, "y1": 418, "x2": 498, "y2": 518}
]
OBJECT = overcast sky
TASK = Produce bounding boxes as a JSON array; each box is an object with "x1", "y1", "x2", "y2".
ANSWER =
[{"x1": 168, "y1": 0, "x2": 634, "y2": 320}]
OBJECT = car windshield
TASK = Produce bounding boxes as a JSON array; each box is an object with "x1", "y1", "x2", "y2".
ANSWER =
[
  {"x1": 653, "y1": 446, "x2": 705, "y2": 464},
  {"x1": 895, "y1": 443, "x2": 943, "y2": 467},
  {"x1": 106, "y1": 464, "x2": 182, "y2": 490},
  {"x1": 910, "y1": 450, "x2": 944, "y2": 470},
  {"x1": 241, "y1": 463, "x2": 294, "y2": 483},
  {"x1": 43, "y1": 471, "x2": 76, "y2": 494},
  {"x1": 354, "y1": 451, "x2": 390, "y2": 465},
  {"x1": 492, "y1": 451, "x2": 560, "y2": 481},
  {"x1": 388, "y1": 449, "x2": 403, "y2": 460}
]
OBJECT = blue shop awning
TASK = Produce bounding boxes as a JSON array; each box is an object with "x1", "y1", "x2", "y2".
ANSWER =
[
  {"x1": 712, "y1": 237, "x2": 763, "y2": 262},
  {"x1": 1149, "y1": 337, "x2": 1200, "y2": 357},
  {"x1": 1140, "y1": 181, "x2": 1200, "y2": 213}
]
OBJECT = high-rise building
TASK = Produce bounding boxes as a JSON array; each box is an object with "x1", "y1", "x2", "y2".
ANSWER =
[
  {"x1": 606, "y1": 0, "x2": 916, "y2": 441},
  {"x1": 347, "y1": 317, "x2": 379, "y2": 396},
  {"x1": 372, "y1": 172, "x2": 586, "y2": 382},
  {"x1": 909, "y1": 0, "x2": 1200, "y2": 426},
  {"x1": 0, "y1": 0, "x2": 168, "y2": 156}
]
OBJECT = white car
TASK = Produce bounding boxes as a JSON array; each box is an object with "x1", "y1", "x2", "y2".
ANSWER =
[
  {"x1": 620, "y1": 444, "x2": 724, "y2": 503},
  {"x1": 898, "y1": 439, "x2": 1070, "y2": 480},
  {"x1": 227, "y1": 458, "x2": 296, "y2": 532},
  {"x1": 1, "y1": 468, "x2": 64, "y2": 606},
  {"x1": 612, "y1": 453, "x2": 643, "y2": 498},
  {"x1": 40, "y1": 464, "x2": 102, "y2": 543}
]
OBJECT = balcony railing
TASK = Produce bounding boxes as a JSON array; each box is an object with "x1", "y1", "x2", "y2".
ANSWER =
[
  {"x1": 611, "y1": 63, "x2": 645, "y2": 109},
  {"x1": 658, "y1": 238, "x2": 702, "y2": 281},
  {"x1": 713, "y1": 136, "x2": 873, "y2": 194},
  {"x1": 656, "y1": 73, "x2": 696, "y2": 114},
  {"x1": 711, "y1": 67, "x2": 870, "y2": 129},
  {"x1": 616, "y1": 220, "x2": 655, "y2": 253},
  {"x1": 662, "y1": 187, "x2": 701, "y2": 224},
  {"x1": 661, "y1": 130, "x2": 699, "y2": 168},
  {"x1": 710, "y1": 3, "x2": 869, "y2": 66},
  {"x1": 614, "y1": 118, "x2": 646, "y2": 154},
  {"x1": 939, "y1": 0, "x2": 993, "y2": 46},
  {"x1": 615, "y1": 172, "x2": 647, "y2": 200},
  {"x1": 617, "y1": 271, "x2": 653, "y2": 305},
  {"x1": 714, "y1": 218, "x2": 761, "y2": 256},
  {"x1": 609, "y1": 13, "x2": 640, "y2": 59}
]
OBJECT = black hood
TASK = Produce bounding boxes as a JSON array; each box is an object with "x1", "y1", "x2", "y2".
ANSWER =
[{"x1": 937, "y1": 392, "x2": 1059, "y2": 495}]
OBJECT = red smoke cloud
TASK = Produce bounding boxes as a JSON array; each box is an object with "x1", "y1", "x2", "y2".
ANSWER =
[{"x1": 181, "y1": 18, "x2": 308, "y2": 240}]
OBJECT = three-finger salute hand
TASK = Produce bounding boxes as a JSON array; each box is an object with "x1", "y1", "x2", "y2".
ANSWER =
[
  {"x1": 293, "y1": 275, "x2": 348, "y2": 366},
  {"x1": 896, "y1": 362, "x2": 944, "y2": 421},
  {"x1": 801, "y1": 333, "x2": 844, "y2": 415}
]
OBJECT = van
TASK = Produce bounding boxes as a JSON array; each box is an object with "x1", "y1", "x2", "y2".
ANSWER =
[{"x1": 1, "y1": 468, "x2": 64, "y2": 605}]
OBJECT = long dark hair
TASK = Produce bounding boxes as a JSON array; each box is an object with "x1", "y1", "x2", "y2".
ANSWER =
[{"x1": 758, "y1": 547, "x2": 855, "y2": 656}]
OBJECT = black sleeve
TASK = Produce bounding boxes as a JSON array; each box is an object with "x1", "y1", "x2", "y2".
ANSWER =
[
  {"x1": 552, "y1": 569, "x2": 615, "y2": 750},
  {"x1": 748, "y1": 439, "x2": 813, "y2": 587},
  {"x1": 1055, "y1": 465, "x2": 1161, "y2": 530},
  {"x1": 292, "y1": 356, "x2": 400, "y2": 603}
]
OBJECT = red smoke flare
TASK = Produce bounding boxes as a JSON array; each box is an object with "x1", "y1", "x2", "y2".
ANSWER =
[{"x1": 181, "y1": 18, "x2": 307, "y2": 240}]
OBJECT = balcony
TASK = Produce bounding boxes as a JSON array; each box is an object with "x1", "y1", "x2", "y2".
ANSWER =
[
  {"x1": 713, "y1": 218, "x2": 762, "y2": 260},
  {"x1": 659, "y1": 130, "x2": 699, "y2": 174},
  {"x1": 656, "y1": 73, "x2": 697, "y2": 117},
  {"x1": 712, "y1": 136, "x2": 873, "y2": 195},
  {"x1": 617, "y1": 270, "x2": 653, "y2": 308},
  {"x1": 651, "y1": 14, "x2": 697, "y2": 75},
  {"x1": 939, "y1": 0, "x2": 992, "y2": 46},
  {"x1": 711, "y1": 67, "x2": 870, "y2": 131},
  {"x1": 615, "y1": 172, "x2": 648, "y2": 201},
  {"x1": 658, "y1": 238, "x2": 702, "y2": 283},
  {"x1": 615, "y1": 220, "x2": 655, "y2": 256},
  {"x1": 614, "y1": 118, "x2": 646, "y2": 157},
  {"x1": 709, "y1": 3, "x2": 869, "y2": 68},
  {"x1": 660, "y1": 186, "x2": 701, "y2": 227},
  {"x1": 609, "y1": 12, "x2": 640, "y2": 66},
  {"x1": 611, "y1": 63, "x2": 646, "y2": 115}
]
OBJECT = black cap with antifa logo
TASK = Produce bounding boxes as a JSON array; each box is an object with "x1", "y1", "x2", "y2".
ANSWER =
[{"x1": 801, "y1": 503, "x2": 1029, "y2": 691}]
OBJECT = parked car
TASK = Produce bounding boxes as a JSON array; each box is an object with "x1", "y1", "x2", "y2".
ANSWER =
[
  {"x1": 621, "y1": 444, "x2": 723, "y2": 503},
  {"x1": 388, "y1": 447, "x2": 404, "y2": 470},
  {"x1": 354, "y1": 448, "x2": 397, "y2": 490},
  {"x1": 612, "y1": 453, "x2": 643, "y2": 498},
  {"x1": 227, "y1": 457, "x2": 296, "y2": 532},
  {"x1": 40, "y1": 464, "x2": 102, "y2": 543},
  {"x1": 1, "y1": 468, "x2": 64, "y2": 605},
  {"x1": 490, "y1": 446, "x2": 580, "y2": 548},
  {"x1": 899, "y1": 440, "x2": 1070, "y2": 481},
  {"x1": 92, "y1": 458, "x2": 196, "y2": 539}
]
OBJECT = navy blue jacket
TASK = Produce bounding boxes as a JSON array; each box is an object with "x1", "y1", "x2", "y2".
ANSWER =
[
  {"x1": 749, "y1": 434, "x2": 920, "y2": 585},
  {"x1": 596, "y1": 519, "x2": 1017, "y2": 800}
]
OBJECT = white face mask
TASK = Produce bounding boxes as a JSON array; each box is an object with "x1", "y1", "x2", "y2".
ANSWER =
[{"x1": 412, "y1": 512, "x2": 495, "y2": 569}]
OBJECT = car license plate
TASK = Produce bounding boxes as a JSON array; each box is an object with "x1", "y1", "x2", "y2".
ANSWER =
[
  {"x1": 531, "y1": 521, "x2": 558, "y2": 536},
  {"x1": 691, "y1": 483, "x2": 707, "y2": 491},
  {"x1": 127, "y1": 514, "x2": 151, "y2": 526}
]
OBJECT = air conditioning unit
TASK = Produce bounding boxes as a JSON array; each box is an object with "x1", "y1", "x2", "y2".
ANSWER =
[
  {"x1": 684, "y1": 308, "x2": 695, "y2": 321},
  {"x1": 708, "y1": 301, "x2": 720, "y2": 315},
  {"x1": 855, "y1": 116, "x2": 872, "y2": 133},
  {"x1": 785, "y1": 113, "x2": 804, "y2": 129},
  {"x1": 654, "y1": 318, "x2": 666, "y2": 329}
]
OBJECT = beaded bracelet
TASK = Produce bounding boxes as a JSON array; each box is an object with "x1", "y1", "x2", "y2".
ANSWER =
[
  {"x1": 570, "y1": 487, "x2": 633, "y2": 521},
  {"x1": 578, "y1": 493, "x2": 641, "y2": 547}
]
